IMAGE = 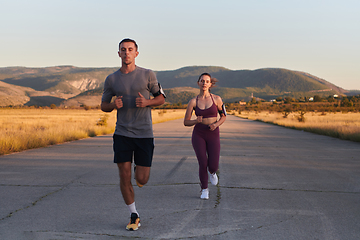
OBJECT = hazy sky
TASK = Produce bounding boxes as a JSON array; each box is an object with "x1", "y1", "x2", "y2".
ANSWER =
[{"x1": 1, "y1": 0, "x2": 359, "y2": 90}]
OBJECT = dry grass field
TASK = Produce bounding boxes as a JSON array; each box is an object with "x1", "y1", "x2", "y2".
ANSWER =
[
  {"x1": 231, "y1": 110, "x2": 360, "y2": 142},
  {"x1": 0, "y1": 108, "x2": 186, "y2": 155},
  {"x1": 2, "y1": 108, "x2": 358, "y2": 155}
]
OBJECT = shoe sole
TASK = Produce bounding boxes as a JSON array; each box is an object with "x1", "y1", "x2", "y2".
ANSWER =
[
  {"x1": 210, "y1": 174, "x2": 218, "y2": 185},
  {"x1": 126, "y1": 222, "x2": 141, "y2": 231},
  {"x1": 136, "y1": 180, "x2": 144, "y2": 188}
]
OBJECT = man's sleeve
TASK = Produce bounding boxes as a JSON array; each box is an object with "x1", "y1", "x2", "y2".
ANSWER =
[
  {"x1": 148, "y1": 70, "x2": 166, "y2": 98},
  {"x1": 101, "y1": 77, "x2": 115, "y2": 103}
]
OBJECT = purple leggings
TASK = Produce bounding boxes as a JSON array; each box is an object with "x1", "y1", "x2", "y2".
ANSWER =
[{"x1": 192, "y1": 123, "x2": 220, "y2": 189}]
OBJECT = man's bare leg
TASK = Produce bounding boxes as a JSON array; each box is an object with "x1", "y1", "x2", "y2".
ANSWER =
[
  {"x1": 134, "y1": 165, "x2": 150, "y2": 186},
  {"x1": 117, "y1": 162, "x2": 134, "y2": 205},
  {"x1": 117, "y1": 162, "x2": 151, "y2": 202}
]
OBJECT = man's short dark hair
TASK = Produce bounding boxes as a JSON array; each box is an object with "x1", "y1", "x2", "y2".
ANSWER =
[{"x1": 119, "y1": 38, "x2": 138, "y2": 51}]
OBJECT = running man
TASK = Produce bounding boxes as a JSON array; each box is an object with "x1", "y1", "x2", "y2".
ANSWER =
[{"x1": 101, "y1": 38, "x2": 165, "y2": 230}]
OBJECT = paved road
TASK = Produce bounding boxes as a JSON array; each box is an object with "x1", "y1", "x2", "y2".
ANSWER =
[{"x1": 1, "y1": 116, "x2": 359, "y2": 239}]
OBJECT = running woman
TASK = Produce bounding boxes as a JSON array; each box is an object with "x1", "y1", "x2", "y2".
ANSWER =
[{"x1": 183, "y1": 73, "x2": 226, "y2": 199}]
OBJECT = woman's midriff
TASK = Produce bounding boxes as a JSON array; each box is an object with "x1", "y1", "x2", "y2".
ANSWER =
[{"x1": 200, "y1": 117, "x2": 217, "y2": 126}]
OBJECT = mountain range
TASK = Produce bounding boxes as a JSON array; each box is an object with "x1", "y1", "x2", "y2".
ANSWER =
[{"x1": 0, "y1": 65, "x2": 358, "y2": 107}]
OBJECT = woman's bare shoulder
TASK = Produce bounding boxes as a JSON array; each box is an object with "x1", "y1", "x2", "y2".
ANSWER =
[
  {"x1": 212, "y1": 94, "x2": 223, "y2": 104},
  {"x1": 187, "y1": 97, "x2": 197, "y2": 107}
]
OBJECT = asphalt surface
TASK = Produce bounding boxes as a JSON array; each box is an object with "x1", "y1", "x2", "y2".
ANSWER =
[{"x1": 1, "y1": 116, "x2": 359, "y2": 240}]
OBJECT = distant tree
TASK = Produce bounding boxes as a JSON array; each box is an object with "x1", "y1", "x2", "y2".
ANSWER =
[
  {"x1": 297, "y1": 110, "x2": 306, "y2": 122},
  {"x1": 327, "y1": 96, "x2": 335, "y2": 103},
  {"x1": 50, "y1": 104, "x2": 57, "y2": 109},
  {"x1": 292, "y1": 104, "x2": 300, "y2": 110},
  {"x1": 341, "y1": 98, "x2": 353, "y2": 107},
  {"x1": 282, "y1": 108, "x2": 292, "y2": 118},
  {"x1": 284, "y1": 97, "x2": 294, "y2": 104},
  {"x1": 313, "y1": 95, "x2": 322, "y2": 102},
  {"x1": 350, "y1": 96, "x2": 357, "y2": 103}
]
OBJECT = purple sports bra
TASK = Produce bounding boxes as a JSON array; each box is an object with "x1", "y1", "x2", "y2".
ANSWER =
[{"x1": 195, "y1": 94, "x2": 218, "y2": 118}]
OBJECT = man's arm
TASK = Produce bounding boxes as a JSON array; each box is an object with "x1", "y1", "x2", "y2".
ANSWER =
[
  {"x1": 101, "y1": 101, "x2": 115, "y2": 112},
  {"x1": 136, "y1": 93, "x2": 165, "y2": 108},
  {"x1": 101, "y1": 96, "x2": 123, "y2": 112}
]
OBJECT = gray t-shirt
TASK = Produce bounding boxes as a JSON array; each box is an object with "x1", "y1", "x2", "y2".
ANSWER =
[{"x1": 101, "y1": 66, "x2": 161, "y2": 138}]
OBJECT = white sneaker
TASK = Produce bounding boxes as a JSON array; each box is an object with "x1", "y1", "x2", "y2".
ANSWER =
[
  {"x1": 200, "y1": 189, "x2": 209, "y2": 199},
  {"x1": 210, "y1": 172, "x2": 218, "y2": 185}
]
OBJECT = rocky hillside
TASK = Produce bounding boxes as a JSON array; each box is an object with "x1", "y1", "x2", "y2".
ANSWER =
[{"x1": 0, "y1": 65, "x2": 353, "y2": 107}]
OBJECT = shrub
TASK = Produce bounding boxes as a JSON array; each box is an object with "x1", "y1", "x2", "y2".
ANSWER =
[
  {"x1": 297, "y1": 110, "x2": 306, "y2": 122},
  {"x1": 283, "y1": 108, "x2": 291, "y2": 118},
  {"x1": 96, "y1": 114, "x2": 109, "y2": 126}
]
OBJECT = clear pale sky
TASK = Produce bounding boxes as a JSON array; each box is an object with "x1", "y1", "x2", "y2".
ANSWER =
[{"x1": 1, "y1": 0, "x2": 359, "y2": 90}]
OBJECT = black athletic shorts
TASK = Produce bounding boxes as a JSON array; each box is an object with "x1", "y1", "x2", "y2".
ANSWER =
[{"x1": 113, "y1": 134, "x2": 154, "y2": 167}]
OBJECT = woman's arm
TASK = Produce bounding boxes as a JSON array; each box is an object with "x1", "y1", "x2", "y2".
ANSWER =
[
  {"x1": 184, "y1": 98, "x2": 202, "y2": 126},
  {"x1": 209, "y1": 95, "x2": 226, "y2": 131}
]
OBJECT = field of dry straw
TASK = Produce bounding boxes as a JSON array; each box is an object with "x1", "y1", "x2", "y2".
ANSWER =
[
  {"x1": 231, "y1": 110, "x2": 360, "y2": 142},
  {"x1": 0, "y1": 108, "x2": 186, "y2": 155},
  {"x1": 2, "y1": 108, "x2": 359, "y2": 155}
]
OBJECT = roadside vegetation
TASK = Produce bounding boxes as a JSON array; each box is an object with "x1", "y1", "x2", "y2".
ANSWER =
[
  {"x1": 0, "y1": 107, "x2": 185, "y2": 155},
  {"x1": 225, "y1": 94, "x2": 360, "y2": 142},
  {"x1": 2, "y1": 94, "x2": 359, "y2": 155},
  {"x1": 232, "y1": 111, "x2": 360, "y2": 142}
]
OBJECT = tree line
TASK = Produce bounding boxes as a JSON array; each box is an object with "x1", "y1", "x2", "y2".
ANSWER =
[{"x1": 224, "y1": 95, "x2": 360, "y2": 114}]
